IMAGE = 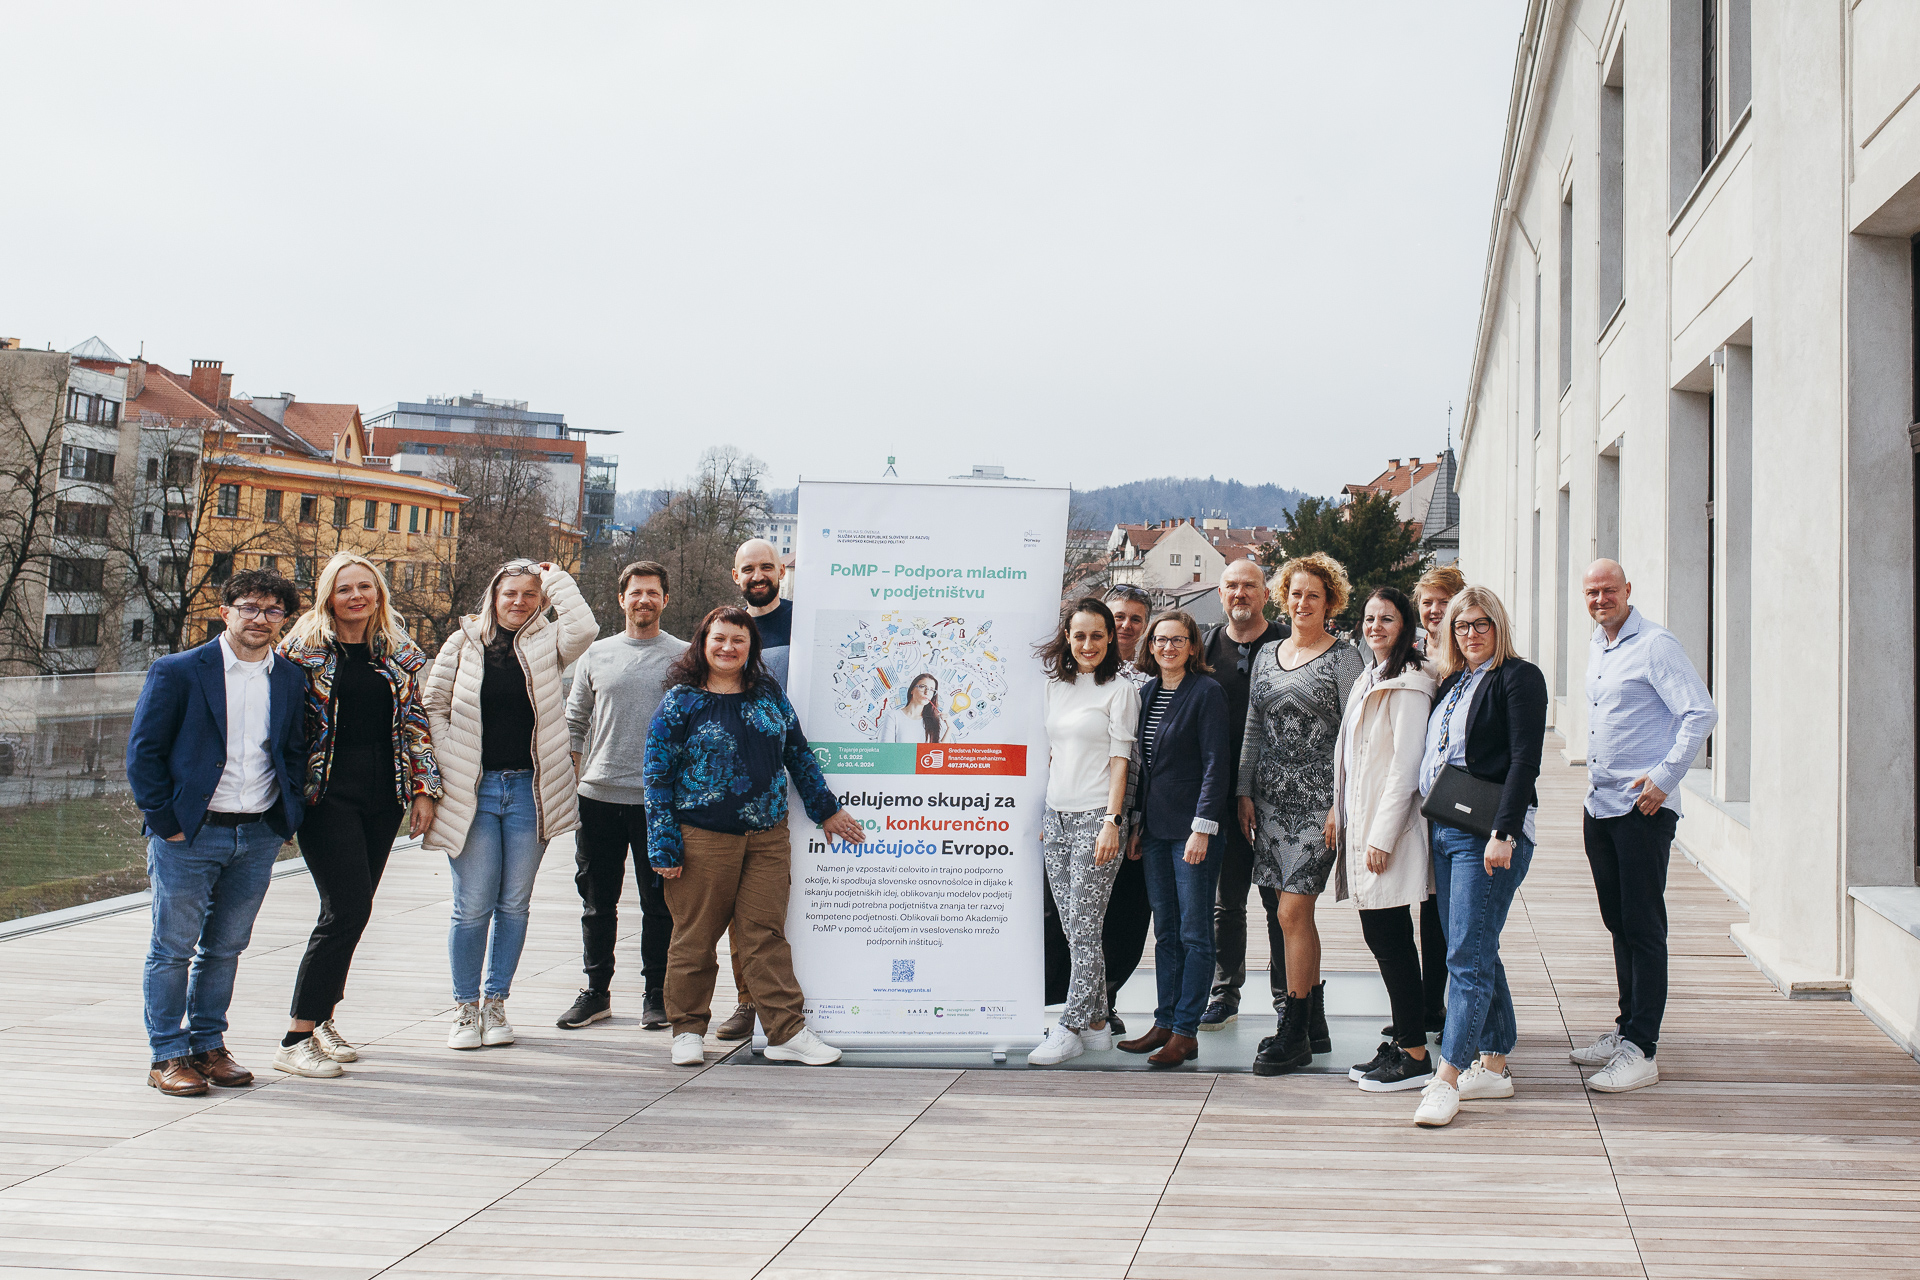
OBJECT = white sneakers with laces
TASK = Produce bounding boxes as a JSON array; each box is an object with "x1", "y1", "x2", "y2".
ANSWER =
[
  {"x1": 1586, "y1": 1040, "x2": 1659, "y2": 1092},
  {"x1": 671, "y1": 1032, "x2": 706, "y2": 1066},
  {"x1": 1456, "y1": 1060, "x2": 1516, "y2": 1100},
  {"x1": 1026, "y1": 1024, "x2": 1085, "y2": 1066},
  {"x1": 480, "y1": 998, "x2": 515, "y2": 1046},
  {"x1": 312, "y1": 1019, "x2": 358, "y2": 1063},
  {"x1": 1413, "y1": 1077, "x2": 1460, "y2": 1127},
  {"x1": 1079, "y1": 1023, "x2": 1114, "y2": 1052},
  {"x1": 1570, "y1": 1030, "x2": 1626, "y2": 1068},
  {"x1": 763, "y1": 1026, "x2": 843, "y2": 1066},
  {"x1": 273, "y1": 1036, "x2": 343, "y2": 1078},
  {"x1": 447, "y1": 1002, "x2": 483, "y2": 1050}
]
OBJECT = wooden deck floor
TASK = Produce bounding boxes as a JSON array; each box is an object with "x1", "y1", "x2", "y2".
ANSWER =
[{"x1": 3, "y1": 745, "x2": 1918, "y2": 1278}]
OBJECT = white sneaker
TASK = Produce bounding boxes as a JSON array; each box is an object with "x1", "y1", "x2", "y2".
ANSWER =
[
  {"x1": 763, "y1": 1026, "x2": 843, "y2": 1066},
  {"x1": 1570, "y1": 1030, "x2": 1625, "y2": 1067},
  {"x1": 1026, "y1": 1024, "x2": 1085, "y2": 1066},
  {"x1": 1456, "y1": 1060, "x2": 1516, "y2": 1100},
  {"x1": 447, "y1": 1001, "x2": 483, "y2": 1050},
  {"x1": 1587, "y1": 1041, "x2": 1659, "y2": 1092},
  {"x1": 671, "y1": 1032, "x2": 706, "y2": 1066},
  {"x1": 1413, "y1": 1077, "x2": 1460, "y2": 1127},
  {"x1": 312, "y1": 1019, "x2": 358, "y2": 1063},
  {"x1": 481, "y1": 998, "x2": 514, "y2": 1047},
  {"x1": 1079, "y1": 1023, "x2": 1114, "y2": 1052},
  {"x1": 272, "y1": 1036, "x2": 343, "y2": 1078}
]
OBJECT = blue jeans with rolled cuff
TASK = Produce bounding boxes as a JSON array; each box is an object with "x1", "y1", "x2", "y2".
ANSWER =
[
  {"x1": 1138, "y1": 832, "x2": 1223, "y2": 1038},
  {"x1": 143, "y1": 820, "x2": 285, "y2": 1062},
  {"x1": 448, "y1": 770, "x2": 547, "y2": 1003},
  {"x1": 1431, "y1": 822, "x2": 1534, "y2": 1072}
]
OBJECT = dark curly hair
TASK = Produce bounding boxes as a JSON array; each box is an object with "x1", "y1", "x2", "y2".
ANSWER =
[
  {"x1": 666, "y1": 606, "x2": 773, "y2": 692},
  {"x1": 1033, "y1": 597, "x2": 1121, "y2": 684},
  {"x1": 221, "y1": 568, "x2": 300, "y2": 618}
]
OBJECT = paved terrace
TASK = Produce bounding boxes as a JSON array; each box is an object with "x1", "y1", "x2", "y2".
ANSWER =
[{"x1": 2, "y1": 744, "x2": 1918, "y2": 1279}]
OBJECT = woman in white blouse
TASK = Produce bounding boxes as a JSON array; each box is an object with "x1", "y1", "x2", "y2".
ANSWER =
[
  {"x1": 879, "y1": 673, "x2": 948, "y2": 743},
  {"x1": 1028, "y1": 597, "x2": 1139, "y2": 1066}
]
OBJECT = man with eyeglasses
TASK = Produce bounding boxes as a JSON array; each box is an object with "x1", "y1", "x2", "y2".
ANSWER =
[
  {"x1": 127, "y1": 569, "x2": 309, "y2": 1096},
  {"x1": 1197, "y1": 558, "x2": 1290, "y2": 1030}
]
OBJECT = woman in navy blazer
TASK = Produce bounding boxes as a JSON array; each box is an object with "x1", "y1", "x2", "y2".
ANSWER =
[{"x1": 1118, "y1": 609, "x2": 1231, "y2": 1067}]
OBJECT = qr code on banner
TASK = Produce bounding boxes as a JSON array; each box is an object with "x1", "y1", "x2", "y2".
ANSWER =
[{"x1": 891, "y1": 959, "x2": 915, "y2": 983}]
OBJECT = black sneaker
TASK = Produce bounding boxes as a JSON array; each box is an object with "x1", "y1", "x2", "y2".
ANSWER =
[
  {"x1": 1198, "y1": 999, "x2": 1238, "y2": 1031},
  {"x1": 1347, "y1": 1040, "x2": 1396, "y2": 1082},
  {"x1": 1357, "y1": 1045, "x2": 1436, "y2": 1093},
  {"x1": 557, "y1": 989, "x2": 610, "y2": 1029},
  {"x1": 640, "y1": 989, "x2": 669, "y2": 1031}
]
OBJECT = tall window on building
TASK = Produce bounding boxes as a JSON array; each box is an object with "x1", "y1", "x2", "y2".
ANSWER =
[
  {"x1": 1599, "y1": 40, "x2": 1626, "y2": 324},
  {"x1": 217, "y1": 484, "x2": 240, "y2": 517},
  {"x1": 333, "y1": 496, "x2": 350, "y2": 528},
  {"x1": 263, "y1": 490, "x2": 282, "y2": 522},
  {"x1": 441, "y1": 510, "x2": 455, "y2": 537},
  {"x1": 1532, "y1": 272, "x2": 1543, "y2": 436},
  {"x1": 211, "y1": 552, "x2": 234, "y2": 584},
  {"x1": 1555, "y1": 487, "x2": 1571, "y2": 698},
  {"x1": 164, "y1": 452, "x2": 195, "y2": 485},
  {"x1": 409, "y1": 506, "x2": 421, "y2": 533},
  {"x1": 1559, "y1": 190, "x2": 1575, "y2": 395},
  {"x1": 299, "y1": 494, "x2": 318, "y2": 524},
  {"x1": 1701, "y1": 0, "x2": 1717, "y2": 169},
  {"x1": 296, "y1": 556, "x2": 315, "y2": 587},
  {"x1": 363, "y1": 499, "x2": 378, "y2": 530},
  {"x1": 389, "y1": 503, "x2": 400, "y2": 531}
]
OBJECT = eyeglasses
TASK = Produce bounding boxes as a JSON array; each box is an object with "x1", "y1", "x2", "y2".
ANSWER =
[
  {"x1": 1151, "y1": 635, "x2": 1190, "y2": 648},
  {"x1": 501, "y1": 559, "x2": 542, "y2": 575},
  {"x1": 1452, "y1": 618, "x2": 1496, "y2": 637},
  {"x1": 229, "y1": 603, "x2": 288, "y2": 622}
]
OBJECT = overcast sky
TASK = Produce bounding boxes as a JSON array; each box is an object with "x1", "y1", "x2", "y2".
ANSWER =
[{"x1": 5, "y1": 3, "x2": 1519, "y2": 500}]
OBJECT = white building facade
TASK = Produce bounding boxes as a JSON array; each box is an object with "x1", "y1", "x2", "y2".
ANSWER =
[{"x1": 1459, "y1": 0, "x2": 1920, "y2": 1056}]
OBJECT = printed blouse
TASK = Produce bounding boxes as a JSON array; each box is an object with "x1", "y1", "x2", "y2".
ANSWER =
[{"x1": 643, "y1": 680, "x2": 842, "y2": 866}]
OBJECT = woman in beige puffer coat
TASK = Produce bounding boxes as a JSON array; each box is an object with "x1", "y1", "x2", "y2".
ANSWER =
[{"x1": 423, "y1": 559, "x2": 597, "y2": 1051}]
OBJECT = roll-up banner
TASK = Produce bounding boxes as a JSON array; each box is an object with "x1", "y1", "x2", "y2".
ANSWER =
[{"x1": 781, "y1": 477, "x2": 1067, "y2": 1052}]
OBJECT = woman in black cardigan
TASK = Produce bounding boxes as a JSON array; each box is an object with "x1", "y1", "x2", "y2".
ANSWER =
[
  {"x1": 1410, "y1": 586, "x2": 1548, "y2": 1128},
  {"x1": 1116, "y1": 609, "x2": 1231, "y2": 1068}
]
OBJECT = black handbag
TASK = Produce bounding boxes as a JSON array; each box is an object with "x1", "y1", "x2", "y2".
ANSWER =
[{"x1": 1421, "y1": 764, "x2": 1504, "y2": 840}]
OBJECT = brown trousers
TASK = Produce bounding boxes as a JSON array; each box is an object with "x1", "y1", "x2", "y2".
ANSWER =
[{"x1": 663, "y1": 824, "x2": 805, "y2": 1043}]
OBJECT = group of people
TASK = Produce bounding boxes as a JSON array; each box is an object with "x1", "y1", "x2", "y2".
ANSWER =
[
  {"x1": 125, "y1": 527, "x2": 1713, "y2": 1131},
  {"x1": 1032, "y1": 553, "x2": 1713, "y2": 1127}
]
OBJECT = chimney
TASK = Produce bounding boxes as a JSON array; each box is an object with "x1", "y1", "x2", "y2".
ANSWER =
[
  {"x1": 126, "y1": 359, "x2": 146, "y2": 400},
  {"x1": 188, "y1": 358, "x2": 223, "y2": 405},
  {"x1": 1388, "y1": 458, "x2": 1400, "y2": 470},
  {"x1": 218, "y1": 372, "x2": 233, "y2": 408},
  {"x1": 0, "y1": 337, "x2": 19, "y2": 350},
  {"x1": 1410, "y1": 455, "x2": 1421, "y2": 465}
]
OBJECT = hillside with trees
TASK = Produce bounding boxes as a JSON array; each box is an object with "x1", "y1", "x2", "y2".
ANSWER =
[{"x1": 1069, "y1": 476, "x2": 1310, "y2": 528}]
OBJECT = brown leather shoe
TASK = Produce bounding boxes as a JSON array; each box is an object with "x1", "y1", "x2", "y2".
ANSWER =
[
  {"x1": 713, "y1": 1003, "x2": 757, "y2": 1042},
  {"x1": 187, "y1": 1047, "x2": 255, "y2": 1088},
  {"x1": 1148, "y1": 1034, "x2": 1199, "y2": 1068},
  {"x1": 148, "y1": 1058, "x2": 209, "y2": 1096},
  {"x1": 1118, "y1": 1025, "x2": 1172, "y2": 1055}
]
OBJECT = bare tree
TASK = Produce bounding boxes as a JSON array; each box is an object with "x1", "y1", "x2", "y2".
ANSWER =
[
  {"x1": 615, "y1": 446, "x2": 770, "y2": 637},
  {"x1": 0, "y1": 353, "x2": 68, "y2": 672}
]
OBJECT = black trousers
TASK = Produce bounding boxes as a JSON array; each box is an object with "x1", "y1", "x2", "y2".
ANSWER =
[
  {"x1": 575, "y1": 796, "x2": 673, "y2": 993},
  {"x1": 1209, "y1": 821, "x2": 1286, "y2": 1012},
  {"x1": 1360, "y1": 906, "x2": 1427, "y2": 1049},
  {"x1": 291, "y1": 746, "x2": 404, "y2": 1022},
  {"x1": 1420, "y1": 893, "x2": 1447, "y2": 1023},
  {"x1": 1583, "y1": 807, "x2": 1677, "y2": 1057}
]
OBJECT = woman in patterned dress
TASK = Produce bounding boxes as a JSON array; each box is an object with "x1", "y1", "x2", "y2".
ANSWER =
[{"x1": 1239, "y1": 551, "x2": 1365, "y2": 1074}]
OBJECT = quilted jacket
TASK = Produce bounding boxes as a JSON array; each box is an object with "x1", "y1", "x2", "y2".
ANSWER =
[
  {"x1": 278, "y1": 629, "x2": 443, "y2": 808},
  {"x1": 422, "y1": 564, "x2": 597, "y2": 856}
]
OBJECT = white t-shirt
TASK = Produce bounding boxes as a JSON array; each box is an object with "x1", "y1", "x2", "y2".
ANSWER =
[{"x1": 1043, "y1": 672, "x2": 1141, "y2": 813}]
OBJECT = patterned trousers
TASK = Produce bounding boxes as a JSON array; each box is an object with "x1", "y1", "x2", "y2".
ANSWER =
[{"x1": 1042, "y1": 807, "x2": 1122, "y2": 1030}]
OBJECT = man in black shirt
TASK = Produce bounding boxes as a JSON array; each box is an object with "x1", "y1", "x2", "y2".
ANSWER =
[
  {"x1": 734, "y1": 538, "x2": 792, "y2": 689},
  {"x1": 1198, "y1": 559, "x2": 1289, "y2": 1030}
]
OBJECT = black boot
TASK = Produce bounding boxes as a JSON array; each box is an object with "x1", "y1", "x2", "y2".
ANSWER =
[
  {"x1": 1308, "y1": 981, "x2": 1331, "y2": 1056},
  {"x1": 1251, "y1": 993, "x2": 1312, "y2": 1076}
]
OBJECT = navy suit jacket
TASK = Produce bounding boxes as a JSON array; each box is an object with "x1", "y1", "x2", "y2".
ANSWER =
[
  {"x1": 126, "y1": 638, "x2": 308, "y2": 842},
  {"x1": 1132, "y1": 671, "x2": 1232, "y2": 842}
]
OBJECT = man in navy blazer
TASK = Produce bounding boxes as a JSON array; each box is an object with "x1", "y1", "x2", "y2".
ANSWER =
[{"x1": 126, "y1": 569, "x2": 307, "y2": 1096}]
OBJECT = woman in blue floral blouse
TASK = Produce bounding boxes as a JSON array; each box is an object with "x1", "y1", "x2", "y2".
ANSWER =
[{"x1": 645, "y1": 606, "x2": 866, "y2": 1068}]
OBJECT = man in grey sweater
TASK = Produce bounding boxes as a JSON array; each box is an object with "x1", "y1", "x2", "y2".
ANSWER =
[{"x1": 557, "y1": 560, "x2": 690, "y2": 1031}]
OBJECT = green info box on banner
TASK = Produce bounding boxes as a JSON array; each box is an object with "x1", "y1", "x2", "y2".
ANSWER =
[{"x1": 809, "y1": 742, "x2": 1028, "y2": 777}]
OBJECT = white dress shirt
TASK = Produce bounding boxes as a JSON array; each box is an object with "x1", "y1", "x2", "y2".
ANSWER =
[{"x1": 207, "y1": 633, "x2": 280, "y2": 815}]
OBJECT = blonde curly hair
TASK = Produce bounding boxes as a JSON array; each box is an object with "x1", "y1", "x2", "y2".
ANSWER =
[{"x1": 1270, "y1": 551, "x2": 1351, "y2": 622}]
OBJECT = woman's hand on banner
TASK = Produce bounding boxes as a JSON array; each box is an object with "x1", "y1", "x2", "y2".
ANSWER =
[{"x1": 823, "y1": 809, "x2": 867, "y2": 844}]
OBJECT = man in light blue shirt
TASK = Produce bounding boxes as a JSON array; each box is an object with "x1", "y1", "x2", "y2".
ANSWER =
[{"x1": 1572, "y1": 559, "x2": 1716, "y2": 1096}]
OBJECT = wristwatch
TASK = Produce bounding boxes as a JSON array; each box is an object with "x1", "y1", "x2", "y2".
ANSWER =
[
  {"x1": 1490, "y1": 829, "x2": 1510, "y2": 843},
  {"x1": 1101, "y1": 814, "x2": 1121, "y2": 826}
]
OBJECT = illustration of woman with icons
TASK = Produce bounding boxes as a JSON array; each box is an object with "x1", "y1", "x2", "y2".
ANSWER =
[{"x1": 879, "y1": 672, "x2": 949, "y2": 743}]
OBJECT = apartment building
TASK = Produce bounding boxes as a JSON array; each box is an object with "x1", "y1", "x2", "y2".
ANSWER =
[{"x1": 1457, "y1": 0, "x2": 1920, "y2": 1056}]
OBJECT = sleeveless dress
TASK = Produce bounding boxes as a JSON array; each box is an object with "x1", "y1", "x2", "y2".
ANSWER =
[{"x1": 1239, "y1": 640, "x2": 1366, "y2": 895}]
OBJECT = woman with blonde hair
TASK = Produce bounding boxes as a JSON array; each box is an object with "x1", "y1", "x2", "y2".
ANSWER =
[
  {"x1": 1241, "y1": 550, "x2": 1366, "y2": 1074},
  {"x1": 273, "y1": 553, "x2": 441, "y2": 1079},
  {"x1": 424, "y1": 559, "x2": 597, "y2": 1051},
  {"x1": 1410, "y1": 585, "x2": 1547, "y2": 1127}
]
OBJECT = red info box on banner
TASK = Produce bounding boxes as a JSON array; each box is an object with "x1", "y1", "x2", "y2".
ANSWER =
[{"x1": 913, "y1": 744, "x2": 1027, "y2": 776}]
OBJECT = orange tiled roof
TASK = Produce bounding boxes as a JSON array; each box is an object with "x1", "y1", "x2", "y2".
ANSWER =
[
  {"x1": 129, "y1": 365, "x2": 221, "y2": 421},
  {"x1": 1345, "y1": 457, "x2": 1440, "y2": 501},
  {"x1": 282, "y1": 401, "x2": 360, "y2": 454}
]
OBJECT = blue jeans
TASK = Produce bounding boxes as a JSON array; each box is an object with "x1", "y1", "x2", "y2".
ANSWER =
[
  {"x1": 1431, "y1": 822, "x2": 1534, "y2": 1071},
  {"x1": 143, "y1": 821, "x2": 284, "y2": 1061},
  {"x1": 1138, "y1": 832, "x2": 1223, "y2": 1037},
  {"x1": 448, "y1": 770, "x2": 546, "y2": 1003}
]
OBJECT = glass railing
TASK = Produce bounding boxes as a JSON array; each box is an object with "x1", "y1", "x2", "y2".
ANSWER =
[{"x1": 0, "y1": 670, "x2": 294, "y2": 923}]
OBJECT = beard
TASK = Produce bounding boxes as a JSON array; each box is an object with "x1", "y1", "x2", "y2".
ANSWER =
[
  {"x1": 741, "y1": 578, "x2": 779, "y2": 607},
  {"x1": 1227, "y1": 604, "x2": 1258, "y2": 624}
]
